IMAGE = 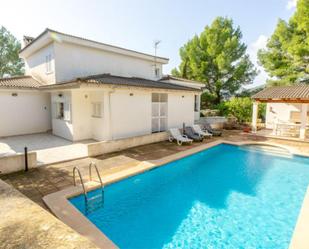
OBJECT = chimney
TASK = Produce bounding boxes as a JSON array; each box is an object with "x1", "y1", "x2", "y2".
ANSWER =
[{"x1": 22, "y1": 36, "x2": 34, "y2": 48}]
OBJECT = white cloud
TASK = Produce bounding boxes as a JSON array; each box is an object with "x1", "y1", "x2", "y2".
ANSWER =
[
  {"x1": 286, "y1": 0, "x2": 298, "y2": 10},
  {"x1": 247, "y1": 35, "x2": 269, "y2": 87}
]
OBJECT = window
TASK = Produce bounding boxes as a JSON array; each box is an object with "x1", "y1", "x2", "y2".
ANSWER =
[
  {"x1": 152, "y1": 93, "x2": 168, "y2": 133},
  {"x1": 56, "y1": 102, "x2": 64, "y2": 119},
  {"x1": 92, "y1": 102, "x2": 102, "y2": 118},
  {"x1": 194, "y1": 95, "x2": 199, "y2": 112},
  {"x1": 154, "y1": 68, "x2": 160, "y2": 78},
  {"x1": 54, "y1": 102, "x2": 71, "y2": 121},
  {"x1": 45, "y1": 54, "x2": 52, "y2": 73}
]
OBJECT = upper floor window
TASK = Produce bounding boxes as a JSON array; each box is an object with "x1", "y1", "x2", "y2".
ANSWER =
[
  {"x1": 154, "y1": 68, "x2": 160, "y2": 78},
  {"x1": 45, "y1": 54, "x2": 52, "y2": 73}
]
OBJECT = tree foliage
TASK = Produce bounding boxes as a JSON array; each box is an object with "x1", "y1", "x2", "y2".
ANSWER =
[
  {"x1": 172, "y1": 17, "x2": 257, "y2": 105},
  {"x1": 217, "y1": 97, "x2": 265, "y2": 123},
  {"x1": 0, "y1": 26, "x2": 24, "y2": 77},
  {"x1": 258, "y1": 0, "x2": 309, "y2": 85}
]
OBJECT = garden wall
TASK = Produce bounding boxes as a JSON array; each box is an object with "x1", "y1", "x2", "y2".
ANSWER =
[
  {"x1": 88, "y1": 132, "x2": 169, "y2": 157},
  {"x1": 0, "y1": 152, "x2": 37, "y2": 175}
]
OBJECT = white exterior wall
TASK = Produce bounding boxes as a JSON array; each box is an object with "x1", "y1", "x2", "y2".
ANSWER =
[
  {"x1": 51, "y1": 90, "x2": 94, "y2": 141},
  {"x1": 110, "y1": 89, "x2": 151, "y2": 140},
  {"x1": 71, "y1": 91, "x2": 92, "y2": 141},
  {"x1": 0, "y1": 90, "x2": 51, "y2": 137},
  {"x1": 54, "y1": 42, "x2": 163, "y2": 82},
  {"x1": 167, "y1": 92, "x2": 195, "y2": 129},
  {"x1": 89, "y1": 91, "x2": 105, "y2": 141},
  {"x1": 161, "y1": 79, "x2": 202, "y2": 121},
  {"x1": 49, "y1": 87, "x2": 196, "y2": 142},
  {"x1": 51, "y1": 92, "x2": 73, "y2": 140},
  {"x1": 50, "y1": 89, "x2": 152, "y2": 141},
  {"x1": 265, "y1": 103, "x2": 302, "y2": 129},
  {"x1": 24, "y1": 43, "x2": 56, "y2": 84}
]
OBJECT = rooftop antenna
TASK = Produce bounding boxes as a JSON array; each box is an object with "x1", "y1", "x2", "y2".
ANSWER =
[{"x1": 153, "y1": 40, "x2": 161, "y2": 77}]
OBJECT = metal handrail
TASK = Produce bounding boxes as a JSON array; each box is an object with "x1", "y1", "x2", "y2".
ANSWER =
[
  {"x1": 72, "y1": 164, "x2": 104, "y2": 214},
  {"x1": 89, "y1": 162, "x2": 104, "y2": 189},
  {"x1": 89, "y1": 162, "x2": 104, "y2": 209},
  {"x1": 73, "y1": 166, "x2": 88, "y2": 200}
]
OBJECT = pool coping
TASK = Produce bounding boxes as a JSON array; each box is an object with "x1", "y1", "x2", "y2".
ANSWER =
[{"x1": 43, "y1": 140, "x2": 309, "y2": 249}]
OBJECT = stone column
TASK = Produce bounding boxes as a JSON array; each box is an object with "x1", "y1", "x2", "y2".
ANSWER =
[
  {"x1": 300, "y1": 103, "x2": 308, "y2": 140},
  {"x1": 252, "y1": 101, "x2": 259, "y2": 133}
]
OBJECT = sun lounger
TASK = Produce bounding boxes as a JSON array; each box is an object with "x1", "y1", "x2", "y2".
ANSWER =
[
  {"x1": 184, "y1": 127, "x2": 203, "y2": 142},
  {"x1": 168, "y1": 128, "x2": 193, "y2": 145},
  {"x1": 203, "y1": 123, "x2": 222, "y2": 136},
  {"x1": 192, "y1": 124, "x2": 212, "y2": 138}
]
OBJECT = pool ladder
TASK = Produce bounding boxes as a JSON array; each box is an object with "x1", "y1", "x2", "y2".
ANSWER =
[{"x1": 73, "y1": 162, "x2": 104, "y2": 214}]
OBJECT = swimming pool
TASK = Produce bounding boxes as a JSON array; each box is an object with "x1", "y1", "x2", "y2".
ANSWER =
[{"x1": 70, "y1": 144, "x2": 309, "y2": 249}]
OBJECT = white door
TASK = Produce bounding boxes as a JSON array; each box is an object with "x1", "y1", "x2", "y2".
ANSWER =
[{"x1": 151, "y1": 93, "x2": 168, "y2": 133}]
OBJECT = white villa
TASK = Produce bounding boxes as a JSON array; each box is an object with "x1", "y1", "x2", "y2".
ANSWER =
[{"x1": 0, "y1": 29, "x2": 203, "y2": 141}]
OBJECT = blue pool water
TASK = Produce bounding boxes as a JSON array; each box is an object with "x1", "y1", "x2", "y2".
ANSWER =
[{"x1": 70, "y1": 144, "x2": 309, "y2": 249}]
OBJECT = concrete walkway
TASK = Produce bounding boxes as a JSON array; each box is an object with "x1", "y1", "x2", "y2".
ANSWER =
[{"x1": 0, "y1": 133, "x2": 95, "y2": 165}]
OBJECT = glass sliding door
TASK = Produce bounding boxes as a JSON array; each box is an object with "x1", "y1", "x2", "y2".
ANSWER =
[{"x1": 152, "y1": 93, "x2": 168, "y2": 133}]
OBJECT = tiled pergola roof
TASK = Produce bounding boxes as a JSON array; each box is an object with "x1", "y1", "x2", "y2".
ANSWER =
[{"x1": 252, "y1": 85, "x2": 309, "y2": 103}]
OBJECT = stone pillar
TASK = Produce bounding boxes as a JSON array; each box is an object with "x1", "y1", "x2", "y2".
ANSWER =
[
  {"x1": 252, "y1": 101, "x2": 259, "y2": 133},
  {"x1": 300, "y1": 103, "x2": 308, "y2": 140}
]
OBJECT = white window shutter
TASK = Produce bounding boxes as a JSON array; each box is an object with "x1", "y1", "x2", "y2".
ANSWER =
[{"x1": 64, "y1": 103, "x2": 71, "y2": 121}]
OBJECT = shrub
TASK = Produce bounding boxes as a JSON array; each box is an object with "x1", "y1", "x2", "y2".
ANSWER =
[{"x1": 217, "y1": 97, "x2": 265, "y2": 124}]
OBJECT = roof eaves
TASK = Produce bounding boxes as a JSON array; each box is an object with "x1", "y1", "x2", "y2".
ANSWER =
[
  {"x1": 161, "y1": 75, "x2": 204, "y2": 85},
  {"x1": 39, "y1": 81, "x2": 80, "y2": 90},
  {"x1": 77, "y1": 75, "x2": 200, "y2": 92},
  {"x1": 0, "y1": 75, "x2": 43, "y2": 89},
  {"x1": 20, "y1": 28, "x2": 169, "y2": 62},
  {"x1": 83, "y1": 81, "x2": 200, "y2": 92},
  {"x1": 252, "y1": 85, "x2": 309, "y2": 100},
  {"x1": 19, "y1": 28, "x2": 49, "y2": 54}
]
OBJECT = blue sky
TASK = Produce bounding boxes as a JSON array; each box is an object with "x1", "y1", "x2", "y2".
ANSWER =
[{"x1": 0, "y1": 0, "x2": 298, "y2": 87}]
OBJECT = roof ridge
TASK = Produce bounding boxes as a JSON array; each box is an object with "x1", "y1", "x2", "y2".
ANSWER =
[{"x1": 268, "y1": 84, "x2": 308, "y2": 88}]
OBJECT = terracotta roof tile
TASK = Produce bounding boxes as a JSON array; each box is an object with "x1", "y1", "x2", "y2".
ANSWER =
[
  {"x1": 0, "y1": 76, "x2": 43, "y2": 89},
  {"x1": 252, "y1": 85, "x2": 309, "y2": 100}
]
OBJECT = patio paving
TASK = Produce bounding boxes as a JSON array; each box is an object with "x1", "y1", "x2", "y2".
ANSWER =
[
  {"x1": 0, "y1": 133, "x2": 95, "y2": 165},
  {"x1": 1, "y1": 129, "x2": 309, "y2": 211},
  {"x1": 0, "y1": 180, "x2": 98, "y2": 249}
]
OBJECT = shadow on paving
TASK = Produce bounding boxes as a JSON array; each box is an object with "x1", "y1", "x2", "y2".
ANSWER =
[{"x1": 0, "y1": 130, "x2": 286, "y2": 211}]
